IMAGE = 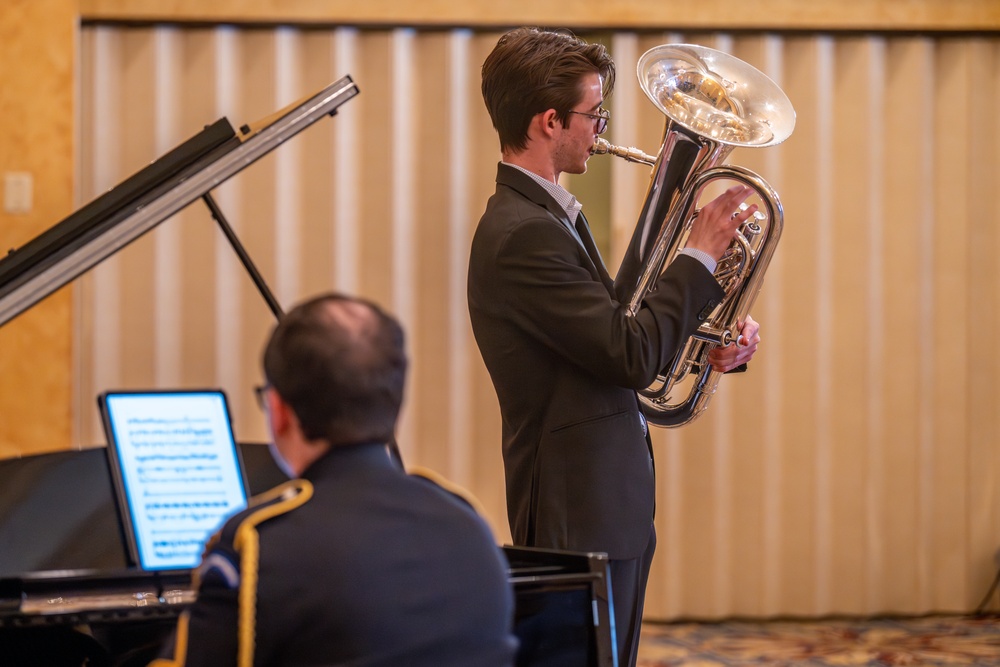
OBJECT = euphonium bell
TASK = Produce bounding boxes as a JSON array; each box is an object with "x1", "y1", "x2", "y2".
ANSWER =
[{"x1": 596, "y1": 44, "x2": 795, "y2": 427}]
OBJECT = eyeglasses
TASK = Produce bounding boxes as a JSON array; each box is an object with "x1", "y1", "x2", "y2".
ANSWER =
[
  {"x1": 253, "y1": 384, "x2": 270, "y2": 410},
  {"x1": 568, "y1": 107, "x2": 610, "y2": 135}
]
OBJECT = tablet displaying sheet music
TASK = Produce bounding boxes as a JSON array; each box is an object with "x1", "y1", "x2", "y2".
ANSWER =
[{"x1": 98, "y1": 389, "x2": 249, "y2": 571}]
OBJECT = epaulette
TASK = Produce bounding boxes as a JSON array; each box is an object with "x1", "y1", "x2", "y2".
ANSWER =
[
  {"x1": 407, "y1": 465, "x2": 488, "y2": 518},
  {"x1": 192, "y1": 480, "x2": 309, "y2": 590}
]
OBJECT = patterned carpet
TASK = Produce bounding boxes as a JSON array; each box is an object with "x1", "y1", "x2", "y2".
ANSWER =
[{"x1": 637, "y1": 615, "x2": 1000, "y2": 666}]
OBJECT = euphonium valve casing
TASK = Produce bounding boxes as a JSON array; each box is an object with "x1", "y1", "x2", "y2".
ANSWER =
[{"x1": 602, "y1": 44, "x2": 795, "y2": 427}]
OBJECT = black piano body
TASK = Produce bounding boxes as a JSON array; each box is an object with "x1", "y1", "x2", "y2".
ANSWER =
[{"x1": 0, "y1": 444, "x2": 289, "y2": 667}]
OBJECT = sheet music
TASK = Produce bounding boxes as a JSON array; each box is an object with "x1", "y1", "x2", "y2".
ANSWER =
[{"x1": 102, "y1": 392, "x2": 248, "y2": 570}]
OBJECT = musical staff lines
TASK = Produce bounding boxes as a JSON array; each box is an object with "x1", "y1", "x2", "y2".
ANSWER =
[{"x1": 105, "y1": 393, "x2": 247, "y2": 569}]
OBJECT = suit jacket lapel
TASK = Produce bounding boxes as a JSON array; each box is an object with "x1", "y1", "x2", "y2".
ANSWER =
[
  {"x1": 575, "y1": 212, "x2": 616, "y2": 294},
  {"x1": 496, "y1": 164, "x2": 616, "y2": 296}
]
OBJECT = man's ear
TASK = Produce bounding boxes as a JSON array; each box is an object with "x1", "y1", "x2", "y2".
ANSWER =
[
  {"x1": 529, "y1": 109, "x2": 560, "y2": 140},
  {"x1": 266, "y1": 390, "x2": 296, "y2": 437}
]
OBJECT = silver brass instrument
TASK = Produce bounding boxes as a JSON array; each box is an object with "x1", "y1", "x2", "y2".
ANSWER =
[{"x1": 596, "y1": 44, "x2": 795, "y2": 427}]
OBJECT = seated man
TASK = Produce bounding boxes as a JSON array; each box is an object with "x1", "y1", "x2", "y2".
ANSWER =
[{"x1": 152, "y1": 293, "x2": 518, "y2": 667}]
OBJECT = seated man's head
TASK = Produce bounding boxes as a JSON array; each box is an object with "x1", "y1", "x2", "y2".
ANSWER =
[{"x1": 260, "y1": 293, "x2": 407, "y2": 472}]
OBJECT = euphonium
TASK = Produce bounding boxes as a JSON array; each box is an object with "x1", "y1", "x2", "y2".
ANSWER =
[{"x1": 595, "y1": 44, "x2": 795, "y2": 427}]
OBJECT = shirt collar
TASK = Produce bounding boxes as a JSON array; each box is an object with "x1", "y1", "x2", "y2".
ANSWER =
[{"x1": 502, "y1": 161, "x2": 583, "y2": 223}]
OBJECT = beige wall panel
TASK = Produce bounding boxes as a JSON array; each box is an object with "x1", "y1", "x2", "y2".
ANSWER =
[
  {"x1": 295, "y1": 33, "x2": 338, "y2": 300},
  {"x1": 78, "y1": 27, "x2": 120, "y2": 445},
  {"x1": 386, "y1": 28, "x2": 419, "y2": 454},
  {"x1": 826, "y1": 35, "x2": 877, "y2": 613},
  {"x1": 0, "y1": 0, "x2": 76, "y2": 456},
  {"x1": 879, "y1": 37, "x2": 934, "y2": 613},
  {"x1": 118, "y1": 30, "x2": 167, "y2": 390},
  {"x1": 410, "y1": 32, "x2": 455, "y2": 468},
  {"x1": 443, "y1": 29, "x2": 481, "y2": 491},
  {"x1": 768, "y1": 35, "x2": 825, "y2": 616},
  {"x1": 965, "y1": 38, "x2": 1000, "y2": 611},
  {"x1": 606, "y1": 32, "x2": 644, "y2": 272},
  {"x1": 351, "y1": 34, "x2": 394, "y2": 310},
  {"x1": 929, "y1": 38, "x2": 973, "y2": 610},
  {"x1": 176, "y1": 30, "x2": 226, "y2": 392}
]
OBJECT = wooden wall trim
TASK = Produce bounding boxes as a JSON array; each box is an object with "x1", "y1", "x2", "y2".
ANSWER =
[
  {"x1": 0, "y1": 0, "x2": 76, "y2": 456},
  {"x1": 79, "y1": 0, "x2": 1000, "y2": 32}
]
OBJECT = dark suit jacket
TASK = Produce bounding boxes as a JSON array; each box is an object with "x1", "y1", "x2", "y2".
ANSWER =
[
  {"x1": 154, "y1": 443, "x2": 518, "y2": 667},
  {"x1": 468, "y1": 163, "x2": 724, "y2": 560}
]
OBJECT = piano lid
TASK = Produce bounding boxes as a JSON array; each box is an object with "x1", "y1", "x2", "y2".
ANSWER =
[{"x1": 0, "y1": 75, "x2": 359, "y2": 328}]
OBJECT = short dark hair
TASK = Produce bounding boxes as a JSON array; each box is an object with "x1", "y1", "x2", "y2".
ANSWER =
[
  {"x1": 262, "y1": 293, "x2": 406, "y2": 447},
  {"x1": 481, "y1": 27, "x2": 615, "y2": 153}
]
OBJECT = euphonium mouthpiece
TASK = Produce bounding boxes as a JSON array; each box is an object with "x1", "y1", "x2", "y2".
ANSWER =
[{"x1": 591, "y1": 138, "x2": 657, "y2": 166}]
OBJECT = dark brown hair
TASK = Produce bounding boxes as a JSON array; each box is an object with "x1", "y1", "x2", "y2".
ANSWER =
[
  {"x1": 263, "y1": 293, "x2": 406, "y2": 447},
  {"x1": 481, "y1": 27, "x2": 615, "y2": 153}
]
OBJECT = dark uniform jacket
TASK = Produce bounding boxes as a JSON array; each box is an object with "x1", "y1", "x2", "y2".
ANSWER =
[
  {"x1": 467, "y1": 163, "x2": 724, "y2": 560},
  {"x1": 152, "y1": 443, "x2": 518, "y2": 666}
]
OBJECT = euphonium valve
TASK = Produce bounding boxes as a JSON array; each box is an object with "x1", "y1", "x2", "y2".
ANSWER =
[{"x1": 598, "y1": 44, "x2": 795, "y2": 427}]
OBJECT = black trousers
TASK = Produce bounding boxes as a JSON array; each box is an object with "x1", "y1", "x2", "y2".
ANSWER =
[{"x1": 609, "y1": 526, "x2": 656, "y2": 667}]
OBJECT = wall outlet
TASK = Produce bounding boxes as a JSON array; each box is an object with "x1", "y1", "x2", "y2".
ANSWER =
[{"x1": 4, "y1": 171, "x2": 33, "y2": 214}]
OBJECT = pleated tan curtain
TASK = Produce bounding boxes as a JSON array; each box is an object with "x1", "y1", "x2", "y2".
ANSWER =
[{"x1": 76, "y1": 24, "x2": 1000, "y2": 620}]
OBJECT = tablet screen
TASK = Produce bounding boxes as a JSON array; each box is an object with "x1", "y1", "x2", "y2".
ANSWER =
[{"x1": 99, "y1": 389, "x2": 248, "y2": 571}]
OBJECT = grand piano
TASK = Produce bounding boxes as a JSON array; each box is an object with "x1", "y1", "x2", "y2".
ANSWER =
[{"x1": 0, "y1": 76, "x2": 617, "y2": 666}]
